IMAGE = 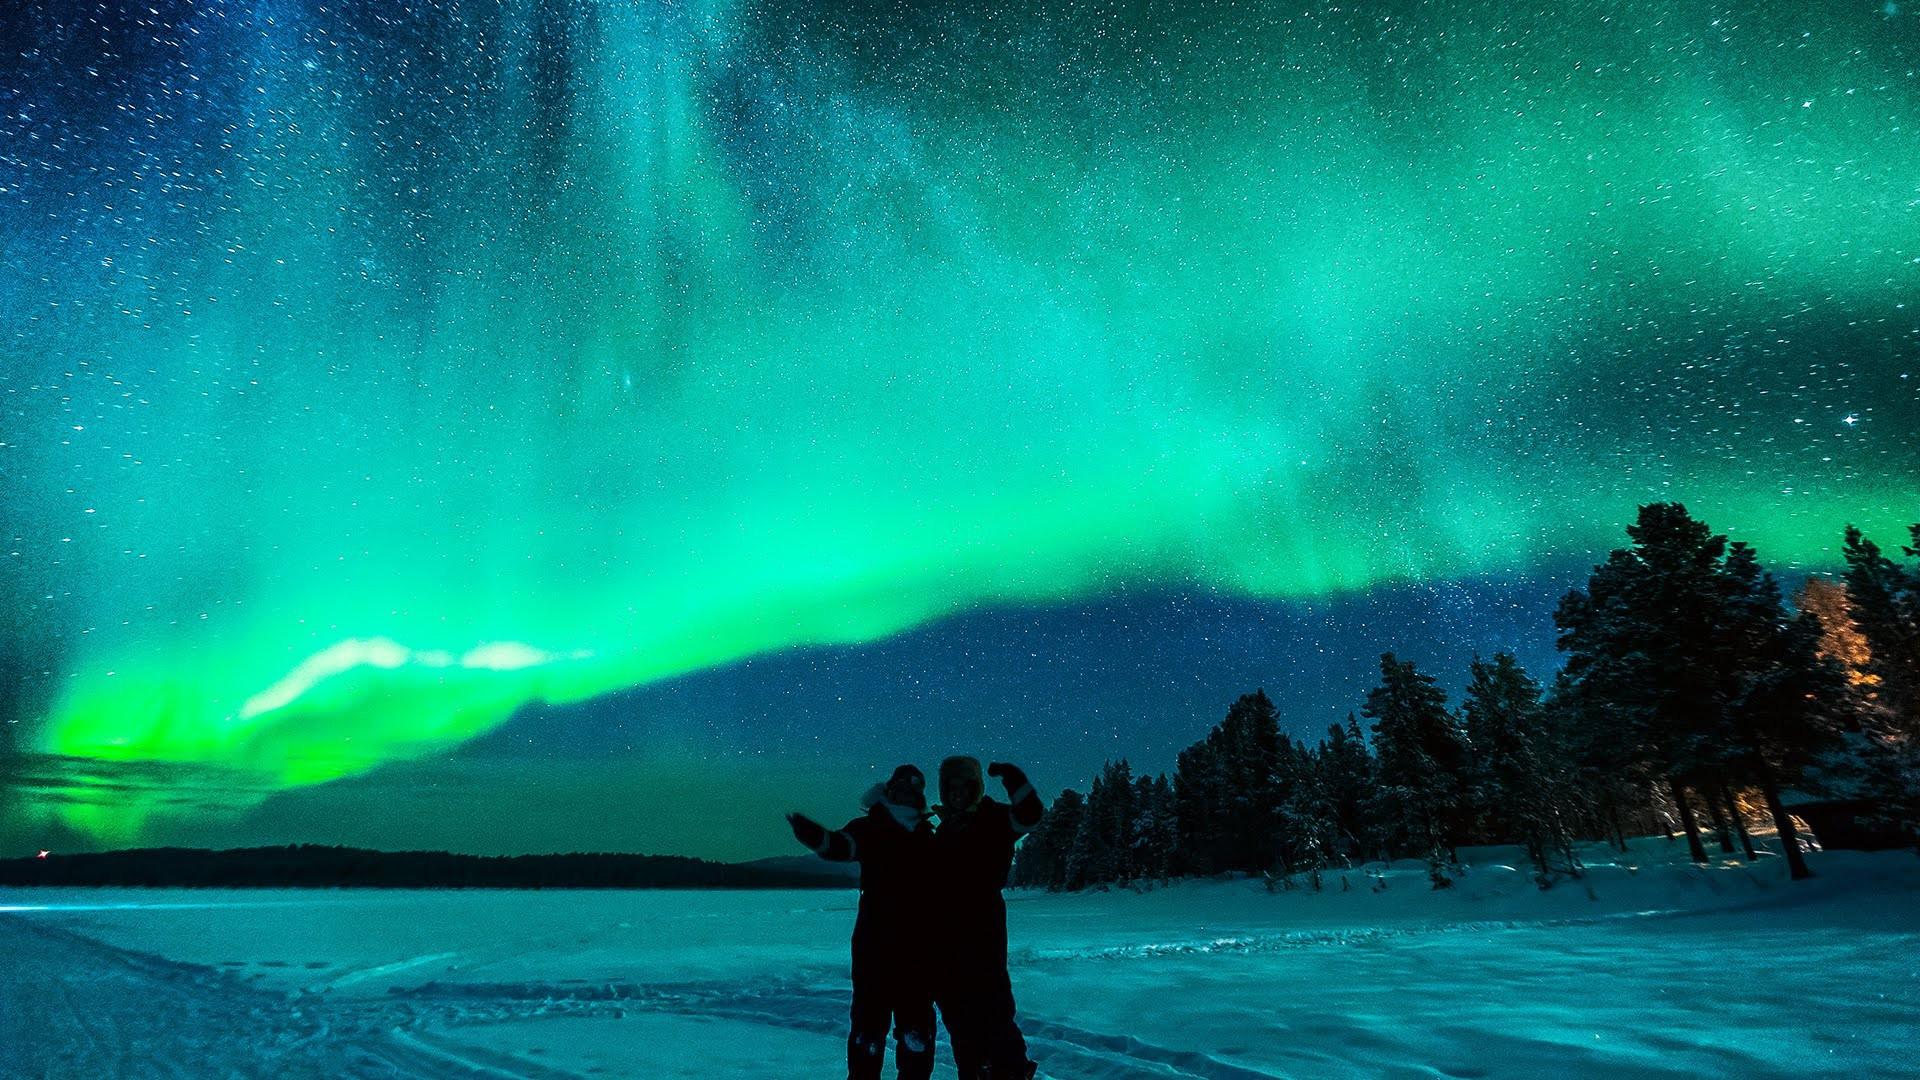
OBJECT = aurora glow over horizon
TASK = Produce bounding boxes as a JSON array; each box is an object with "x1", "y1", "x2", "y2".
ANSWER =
[{"x1": 3, "y1": 0, "x2": 1917, "y2": 853}]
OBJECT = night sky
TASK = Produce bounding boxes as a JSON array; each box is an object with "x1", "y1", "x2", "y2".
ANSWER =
[{"x1": 3, "y1": 0, "x2": 1916, "y2": 859}]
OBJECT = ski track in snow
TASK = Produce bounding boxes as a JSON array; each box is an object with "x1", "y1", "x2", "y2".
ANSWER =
[
  {"x1": 385, "y1": 975, "x2": 1266, "y2": 1079},
  {"x1": 0, "y1": 915, "x2": 572, "y2": 1079},
  {"x1": 0, "y1": 913, "x2": 1258, "y2": 1080},
  {"x1": 1010, "y1": 906, "x2": 1688, "y2": 964},
  {"x1": 328, "y1": 952, "x2": 463, "y2": 991}
]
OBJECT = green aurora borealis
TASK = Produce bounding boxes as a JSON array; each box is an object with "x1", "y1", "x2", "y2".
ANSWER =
[{"x1": 4, "y1": 0, "x2": 1917, "y2": 848}]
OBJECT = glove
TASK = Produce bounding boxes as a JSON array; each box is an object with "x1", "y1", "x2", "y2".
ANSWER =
[
  {"x1": 786, "y1": 812, "x2": 828, "y2": 851},
  {"x1": 986, "y1": 762, "x2": 1028, "y2": 790}
]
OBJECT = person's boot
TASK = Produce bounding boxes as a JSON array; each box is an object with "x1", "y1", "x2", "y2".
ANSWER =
[
  {"x1": 894, "y1": 1025, "x2": 934, "y2": 1080},
  {"x1": 847, "y1": 1031, "x2": 886, "y2": 1080}
]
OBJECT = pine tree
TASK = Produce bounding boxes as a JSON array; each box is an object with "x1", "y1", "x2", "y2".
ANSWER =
[
  {"x1": 1215, "y1": 690, "x2": 1286, "y2": 871},
  {"x1": 1463, "y1": 653, "x2": 1582, "y2": 884},
  {"x1": 1546, "y1": 667, "x2": 1649, "y2": 852},
  {"x1": 1799, "y1": 578, "x2": 1876, "y2": 700},
  {"x1": 1064, "y1": 775, "x2": 1105, "y2": 891},
  {"x1": 1066, "y1": 770, "x2": 1111, "y2": 890},
  {"x1": 1842, "y1": 524, "x2": 1920, "y2": 736},
  {"x1": 1280, "y1": 741, "x2": 1339, "y2": 887},
  {"x1": 1013, "y1": 788, "x2": 1084, "y2": 890},
  {"x1": 1172, "y1": 739, "x2": 1223, "y2": 875},
  {"x1": 1321, "y1": 715, "x2": 1376, "y2": 862},
  {"x1": 1131, "y1": 775, "x2": 1178, "y2": 885},
  {"x1": 1065, "y1": 760, "x2": 1138, "y2": 889},
  {"x1": 1555, "y1": 503, "x2": 1740, "y2": 865},
  {"x1": 1364, "y1": 653, "x2": 1470, "y2": 886},
  {"x1": 1720, "y1": 548, "x2": 1855, "y2": 879},
  {"x1": 1173, "y1": 690, "x2": 1287, "y2": 875},
  {"x1": 1101, "y1": 759, "x2": 1138, "y2": 885},
  {"x1": 1820, "y1": 537, "x2": 1920, "y2": 847}
]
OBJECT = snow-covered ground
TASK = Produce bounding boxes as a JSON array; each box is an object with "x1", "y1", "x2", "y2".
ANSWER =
[{"x1": 3, "y1": 838, "x2": 1916, "y2": 1078}]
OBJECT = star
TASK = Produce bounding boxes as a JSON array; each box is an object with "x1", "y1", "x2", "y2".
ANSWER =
[
  {"x1": 1841, "y1": 413, "x2": 1860, "y2": 426},
  {"x1": 36, "y1": 850, "x2": 50, "y2": 859}
]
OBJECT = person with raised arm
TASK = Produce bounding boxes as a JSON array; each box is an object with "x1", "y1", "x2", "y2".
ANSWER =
[
  {"x1": 931, "y1": 756, "x2": 1045, "y2": 1079},
  {"x1": 788, "y1": 764, "x2": 938, "y2": 1080}
]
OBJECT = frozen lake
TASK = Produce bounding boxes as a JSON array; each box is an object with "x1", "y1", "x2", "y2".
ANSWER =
[{"x1": 3, "y1": 841, "x2": 1917, "y2": 1078}]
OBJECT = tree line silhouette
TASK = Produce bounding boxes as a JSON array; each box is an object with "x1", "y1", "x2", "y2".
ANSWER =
[
  {"x1": 0, "y1": 845, "x2": 858, "y2": 889},
  {"x1": 1014, "y1": 504, "x2": 1920, "y2": 892}
]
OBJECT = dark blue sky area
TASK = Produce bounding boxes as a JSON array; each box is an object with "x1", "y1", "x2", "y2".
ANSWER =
[{"x1": 451, "y1": 572, "x2": 1580, "y2": 853}]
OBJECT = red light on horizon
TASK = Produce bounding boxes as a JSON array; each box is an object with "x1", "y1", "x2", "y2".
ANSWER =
[{"x1": 35, "y1": 850, "x2": 50, "y2": 859}]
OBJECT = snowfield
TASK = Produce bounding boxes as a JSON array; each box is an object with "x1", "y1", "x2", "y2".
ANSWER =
[{"x1": 3, "y1": 839, "x2": 1916, "y2": 1079}]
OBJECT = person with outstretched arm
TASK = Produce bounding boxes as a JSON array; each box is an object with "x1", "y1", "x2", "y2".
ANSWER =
[
  {"x1": 788, "y1": 765, "x2": 938, "y2": 1080},
  {"x1": 932, "y1": 756, "x2": 1045, "y2": 1080}
]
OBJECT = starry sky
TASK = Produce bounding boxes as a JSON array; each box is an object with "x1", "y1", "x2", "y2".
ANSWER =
[{"x1": 2, "y1": 0, "x2": 1916, "y2": 859}]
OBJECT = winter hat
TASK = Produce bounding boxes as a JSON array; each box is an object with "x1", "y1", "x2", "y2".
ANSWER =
[
  {"x1": 860, "y1": 764, "x2": 929, "y2": 814},
  {"x1": 886, "y1": 764, "x2": 927, "y2": 806},
  {"x1": 939, "y1": 755, "x2": 985, "y2": 811}
]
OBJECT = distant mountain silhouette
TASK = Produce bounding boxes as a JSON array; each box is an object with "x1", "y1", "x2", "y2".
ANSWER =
[
  {"x1": 0, "y1": 845, "x2": 856, "y2": 889},
  {"x1": 742, "y1": 853, "x2": 861, "y2": 880}
]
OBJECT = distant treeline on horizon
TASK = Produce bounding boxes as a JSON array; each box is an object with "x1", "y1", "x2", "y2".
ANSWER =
[{"x1": 0, "y1": 844, "x2": 857, "y2": 889}]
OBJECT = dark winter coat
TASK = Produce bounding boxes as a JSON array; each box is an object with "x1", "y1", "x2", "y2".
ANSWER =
[
  {"x1": 931, "y1": 797, "x2": 1032, "y2": 985},
  {"x1": 840, "y1": 801, "x2": 936, "y2": 946}
]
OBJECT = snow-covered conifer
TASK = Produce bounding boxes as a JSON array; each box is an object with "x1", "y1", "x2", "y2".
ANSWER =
[{"x1": 1364, "y1": 653, "x2": 1469, "y2": 886}]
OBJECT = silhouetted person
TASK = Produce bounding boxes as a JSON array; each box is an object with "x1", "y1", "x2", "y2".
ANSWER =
[
  {"x1": 932, "y1": 755, "x2": 1044, "y2": 1080},
  {"x1": 789, "y1": 765, "x2": 937, "y2": 1080}
]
